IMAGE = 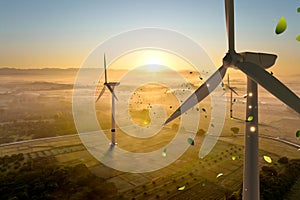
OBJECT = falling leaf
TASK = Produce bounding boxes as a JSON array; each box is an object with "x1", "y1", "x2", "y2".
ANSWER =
[
  {"x1": 296, "y1": 35, "x2": 300, "y2": 42},
  {"x1": 178, "y1": 185, "x2": 185, "y2": 191},
  {"x1": 216, "y1": 173, "x2": 223, "y2": 178},
  {"x1": 247, "y1": 116, "x2": 254, "y2": 122},
  {"x1": 162, "y1": 148, "x2": 167, "y2": 157},
  {"x1": 297, "y1": 7, "x2": 300, "y2": 13},
  {"x1": 263, "y1": 156, "x2": 272, "y2": 163},
  {"x1": 275, "y1": 17, "x2": 287, "y2": 35},
  {"x1": 296, "y1": 130, "x2": 300, "y2": 138},
  {"x1": 187, "y1": 138, "x2": 195, "y2": 145},
  {"x1": 232, "y1": 156, "x2": 236, "y2": 161}
]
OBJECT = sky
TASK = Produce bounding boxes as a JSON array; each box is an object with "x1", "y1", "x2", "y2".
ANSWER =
[{"x1": 0, "y1": 0, "x2": 300, "y2": 75}]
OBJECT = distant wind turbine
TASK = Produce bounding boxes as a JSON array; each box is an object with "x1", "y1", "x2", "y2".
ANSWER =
[
  {"x1": 225, "y1": 74, "x2": 239, "y2": 119},
  {"x1": 164, "y1": 0, "x2": 300, "y2": 199},
  {"x1": 96, "y1": 54, "x2": 120, "y2": 145}
]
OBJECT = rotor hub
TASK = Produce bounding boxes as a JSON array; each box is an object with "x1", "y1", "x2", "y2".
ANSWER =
[{"x1": 222, "y1": 51, "x2": 243, "y2": 68}]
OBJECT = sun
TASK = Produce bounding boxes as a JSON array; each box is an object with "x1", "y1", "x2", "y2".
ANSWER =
[
  {"x1": 147, "y1": 56, "x2": 161, "y2": 65},
  {"x1": 110, "y1": 49, "x2": 195, "y2": 72},
  {"x1": 145, "y1": 56, "x2": 164, "y2": 72}
]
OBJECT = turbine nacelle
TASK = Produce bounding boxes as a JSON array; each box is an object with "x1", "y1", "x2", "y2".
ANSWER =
[
  {"x1": 239, "y1": 52, "x2": 277, "y2": 69},
  {"x1": 223, "y1": 51, "x2": 277, "y2": 69},
  {"x1": 104, "y1": 82, "x2": 120, "y2": 87}
]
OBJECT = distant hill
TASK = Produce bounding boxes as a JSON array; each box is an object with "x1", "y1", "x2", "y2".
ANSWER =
[{"x1": 0, "y1": 67, "x2": 79, "y2": 75}]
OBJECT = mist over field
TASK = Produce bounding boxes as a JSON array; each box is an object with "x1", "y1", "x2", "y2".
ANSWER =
[{"x1": 0, "y1": 67, "x2": 299, "y2": 199}]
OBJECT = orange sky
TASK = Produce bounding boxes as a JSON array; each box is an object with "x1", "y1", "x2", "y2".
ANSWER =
[{"x1": 0, "y1": 0, "x2": 299, "y2": 76}]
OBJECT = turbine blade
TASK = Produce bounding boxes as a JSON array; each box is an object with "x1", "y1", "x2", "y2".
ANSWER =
[
  {"x1": 164, "y1": 65, "x2": 227, "y2": 125},
  {"x1": 96, "y1": 86, "x2": 106, "y2": 102},
  {"x1": 106, "y1": 84, "x2": 118, "y2": 101},
  {"x1": 229, "y1": 86, "x2": 239, "y2": 95},
  {"x1": 225, "y1": 0, "x2": 235, "y2": 51},
  {"x1": 104, "y1": 54, "x2": 107, "y2": 83},
  {"x1": 237, "y1": 62, "x2": 300, "y2": 114}
]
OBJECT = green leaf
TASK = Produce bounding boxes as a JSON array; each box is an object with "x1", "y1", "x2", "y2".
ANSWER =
[
  {"x1": 216, "y1": 173, "x2": 223, "y2": 178},
  {"x1": 162, "y1": 148, "x2": 167, "y2": 157},
  {"x1": 275, "y1": 17, "x2": 287, "y2": 34},
  {"x1": 178, "y1": 185, "x2": 185, "y2": 190},
  {"x1": 296, "y1": 35, "x2": 300, "y2": 42},
  {"x1": 297, "y1": 7, "x2": 300, "y2": 13},
  {"x1": 263, "y1": 156, "x2": 272, "y2": 163},
  {"x1": 296, "y1": 130, "x2": 300, "y2": 138},
  {"x1": 247, "y1": 116, "x2": 254, "y2": 122},
  {"x1": 187, "y1": 138, "x2": 194, "y2": 146}
]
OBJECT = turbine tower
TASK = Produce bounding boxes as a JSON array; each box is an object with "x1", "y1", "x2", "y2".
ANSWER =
[
  {"x1": 96, "y1": 54, "x2": 120, "y2": 145},
  {"x1": 164, "y1": 0, "x2": 300, "y2": 199}
]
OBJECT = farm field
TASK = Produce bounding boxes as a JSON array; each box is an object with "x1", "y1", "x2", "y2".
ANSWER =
[{"x1": 0, "y1": 68, "x2": 299, "y2": 199}]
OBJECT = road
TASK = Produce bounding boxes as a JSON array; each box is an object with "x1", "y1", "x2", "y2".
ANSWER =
[{"x1": 1, "y1": 128, "x2": 299, "y2": 149}]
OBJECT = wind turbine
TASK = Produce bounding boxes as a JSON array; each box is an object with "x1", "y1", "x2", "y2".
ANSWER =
[
  {"x1": 164, "y1": 0, "x2": 300, "y2": 199},
  {"x1": 96, "y1": 54, "x2": 120, "y2": 145},
  {"x1": 226, "y1": 74, "x2": 239, "y2": 119}
]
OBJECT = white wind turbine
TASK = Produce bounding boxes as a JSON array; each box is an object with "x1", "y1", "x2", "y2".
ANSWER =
[
  {"x1": 164, "y1": 0, "x2": 300, "y2": 199},
  {"x1": 96, "y1": 54, "x2": 120, "y2": 145}
]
